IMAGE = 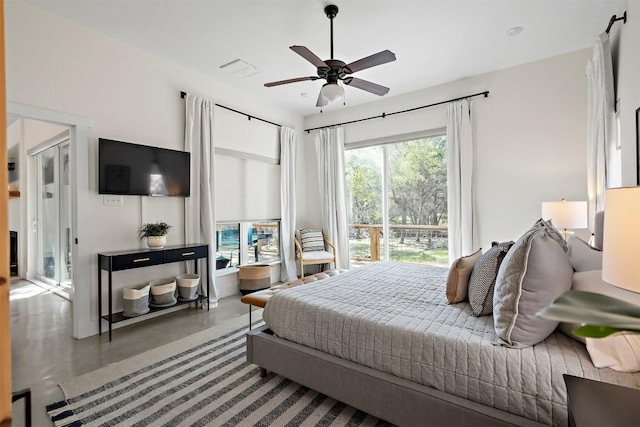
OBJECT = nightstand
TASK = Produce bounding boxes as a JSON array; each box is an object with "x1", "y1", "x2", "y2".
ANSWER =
[{"x1": 564, "y1": 374, "x2": 640, "y2": 427}]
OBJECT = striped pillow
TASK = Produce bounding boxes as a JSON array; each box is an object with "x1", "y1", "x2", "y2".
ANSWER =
[{"x1": 299, "y1": 229, "x2": 325, "y2": 252}]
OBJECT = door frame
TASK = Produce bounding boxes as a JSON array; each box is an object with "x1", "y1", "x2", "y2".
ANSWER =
[{"x1": 8, "y1": 101, "x2": 93, "y2": 339}]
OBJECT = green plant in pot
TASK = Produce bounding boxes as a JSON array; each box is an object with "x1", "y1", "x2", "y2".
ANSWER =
[{"x1": 139, "y1": 221, "x2": 173, "y2": 249}]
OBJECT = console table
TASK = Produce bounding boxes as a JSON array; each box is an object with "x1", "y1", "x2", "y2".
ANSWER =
[{"x1": 98, "y1": 244, "x2": 209, "y2": 341}]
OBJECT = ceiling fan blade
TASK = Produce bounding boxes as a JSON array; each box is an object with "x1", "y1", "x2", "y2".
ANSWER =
[
  {"x1": 344, "y1": 50, "x2": 396, "y2": 74},
  {"x1": 264, "y1": 76, "x2": 318, "y2": 87},
  {"x1": 316, "y1": 90, "x2": 328, "y2": 107},
  {"x1": 343, "y1": 77, "x2": 390, "y2": 96},
  {"x1": 290, "y1": 46, "x2": 329, "y2": 69}
]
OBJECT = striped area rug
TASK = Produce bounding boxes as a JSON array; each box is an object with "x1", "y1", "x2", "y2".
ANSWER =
[{"x1": 47, "y1": 318, "x2": 392, "y2": 426}]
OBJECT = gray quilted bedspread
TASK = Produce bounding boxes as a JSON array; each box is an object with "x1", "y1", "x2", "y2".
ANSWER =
[{"x1": 262, "y1": 262, "x2": 640, "y2": 426}]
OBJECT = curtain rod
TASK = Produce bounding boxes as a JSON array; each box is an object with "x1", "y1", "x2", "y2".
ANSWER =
[
  {"x1": 605, "y1": 11, "x2": 626, "y2": 34},
  {"x1": 304, "y1": 91, "x2": 489, "y2": 133},
  {"x1": 180, "y1": 91, "x2": 282, "y2": 128}
]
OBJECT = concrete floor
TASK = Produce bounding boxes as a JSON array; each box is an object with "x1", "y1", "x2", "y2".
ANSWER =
[{"x1": 9, "y1": 278, "x2": 260, "y2": 427}]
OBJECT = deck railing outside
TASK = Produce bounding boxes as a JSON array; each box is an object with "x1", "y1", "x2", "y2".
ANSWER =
[{"x1": 349, "y1": 224, "x2": 449, "y2": 267}]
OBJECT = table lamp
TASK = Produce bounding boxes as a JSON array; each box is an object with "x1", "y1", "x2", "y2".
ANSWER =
[
  {"x1": 602, "y1": 187, "x2": 640, "y2": 292},
  {"x1": 541, "y1": 199, "x2": 588, "y2": 240}
]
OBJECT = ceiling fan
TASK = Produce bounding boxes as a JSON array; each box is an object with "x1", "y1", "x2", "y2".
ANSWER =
[{"x1": 264, "y1": 4, "x2": 396, "y2": 108}]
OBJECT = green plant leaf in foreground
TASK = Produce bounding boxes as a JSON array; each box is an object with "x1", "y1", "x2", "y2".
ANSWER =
[
  {"x1": 572, "y1": 325, "x2": 630, "y2": 338},
  {"x1": 537, "y1": 290, "x2": 640, "y2": 338}
]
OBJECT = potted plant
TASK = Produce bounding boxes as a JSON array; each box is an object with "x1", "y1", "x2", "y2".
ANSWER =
[{"x1": 139, "y1": 221, "x2": 173, "y2": 249}]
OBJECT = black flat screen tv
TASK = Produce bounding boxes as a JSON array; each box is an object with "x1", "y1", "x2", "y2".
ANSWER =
[{"x1": 98, "y1": 138, "x2": 190, "y2": 197}]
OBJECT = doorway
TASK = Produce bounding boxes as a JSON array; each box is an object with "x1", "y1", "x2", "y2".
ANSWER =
[
  {"x1": 7, "y1": 101, "x2": 92, "y2": 338},
  {"x1": 31, "y1": 135, "x2": 72, "y2": 293}
]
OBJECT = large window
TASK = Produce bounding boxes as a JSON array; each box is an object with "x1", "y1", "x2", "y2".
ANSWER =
[
  {"x1": 215, "y1": 220, "x2": 280, "y2": 271},
  {"x1": 345, "y1": 134, "x2": 448, "y2": 267}
]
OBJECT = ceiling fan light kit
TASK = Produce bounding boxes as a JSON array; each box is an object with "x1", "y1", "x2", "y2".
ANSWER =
[
  {"x1": 264, "y1": 4, "x2": 396, "y2": 109},
  {"x1": 321, "y1": 82, "x2": 344, "y2": 102}
]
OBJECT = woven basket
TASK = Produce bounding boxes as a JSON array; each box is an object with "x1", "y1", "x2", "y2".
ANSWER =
[
  {"x1": 122, "y1": 284, "x2": 150, "y2": 317},
  {"x1": 238, "y1": 264, "x2": 271, "y2": 295}
]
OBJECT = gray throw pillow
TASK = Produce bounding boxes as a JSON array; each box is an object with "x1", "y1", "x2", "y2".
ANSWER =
[
  {"x1": 493, "y1": 222, "x2": 573, "y2": 348},
  {"x1": 468, "y1": 241, "x2": 514, "y2": 316},
  {"x1": 567, "y1": 235, "x2": 602, "y2": 272}
]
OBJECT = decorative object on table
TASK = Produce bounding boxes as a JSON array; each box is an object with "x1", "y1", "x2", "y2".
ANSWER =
[
  {"x1": 176, "y1": 273, "x2": 200, "y2": 301},
  {"x1": 238, "y1": 264, "x2": 271, "y2": 295},
  {"x1": 539, "y1": 186, "x2": 640, "y2": 338},
  {"x1": 138, "y1": 220, "x2": 173, "y2": 249},
  {"x1": 541, "y1": 199, "x2": 588, "y2": 240},
  {"x1": 122, "y1": 283, "x2": 150, "y2": 317},
  {"x1": 149, "y1": 278, "x2": 177, "y2": 307}
]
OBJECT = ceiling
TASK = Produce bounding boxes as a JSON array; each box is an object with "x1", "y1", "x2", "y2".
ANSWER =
[{"x1": 25, "y1": 0, "x2": 625, "y2": 117}]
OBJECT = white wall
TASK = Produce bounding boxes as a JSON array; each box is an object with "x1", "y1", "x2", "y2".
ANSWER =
[
  {"x1": 303, "y1": 49, "x2": 591, "y2": 251},
  {"x1": 611, "y1": 0, "x2": 640, "y2": 186},
  {"x1": 5, "y1": 2, "x2": 303, "y2": 337}
]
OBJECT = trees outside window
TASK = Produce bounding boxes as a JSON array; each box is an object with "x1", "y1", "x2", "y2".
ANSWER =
[{"x1": 345, "y1": 135, "x2": 448, "y2": 266}]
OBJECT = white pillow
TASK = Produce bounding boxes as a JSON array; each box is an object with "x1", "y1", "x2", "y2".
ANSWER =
[{"x1": 586, "y1": 333, "x2": 640, "y2": 372}]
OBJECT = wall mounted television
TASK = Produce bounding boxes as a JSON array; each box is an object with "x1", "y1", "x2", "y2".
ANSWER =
[{"x1": 98, "y1": 138, "x2": 190, "y2": 197}]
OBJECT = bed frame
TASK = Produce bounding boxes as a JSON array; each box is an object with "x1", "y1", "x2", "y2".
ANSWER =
[{"x1": 246, "y1": 326, "x2": 547, "y2": 427}]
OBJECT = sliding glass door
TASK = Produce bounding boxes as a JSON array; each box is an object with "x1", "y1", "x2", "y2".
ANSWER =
[
  {"x1": 34, "y1": 140, "x2": 72, "y2": 290},
  {"x1": 345, "y1": 134, "x2": 449, "y2": 267}
]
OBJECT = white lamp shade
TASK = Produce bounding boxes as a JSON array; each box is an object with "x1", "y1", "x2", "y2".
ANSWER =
[
  {"x1": 320, "y1": 83, "x2": 344, "y2": 102},
  {"x1": 541, "y1": 200, "x2": 588, "y2": 229},
  {"x1": 602, "y1": 187, "x2": 640, "y2": 292}
]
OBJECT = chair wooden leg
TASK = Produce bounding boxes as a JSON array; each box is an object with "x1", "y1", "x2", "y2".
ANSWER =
[{"x1": 259, "y1": 367, "x2": 267, "y2": 377}]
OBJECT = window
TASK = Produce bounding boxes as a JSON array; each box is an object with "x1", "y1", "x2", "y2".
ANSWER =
[
  {"x1": 247, "y1": 221, "x2": 280, "y2": 264},
  {"x1": 345, "y1": 134, "x2": 448, "y2": 267},
  {"x1": 215, "y1": 220, "x2": 280, "y2": 271},
  {"x1": 216, "y1": 223, "x2": 240, "y2": 269}
]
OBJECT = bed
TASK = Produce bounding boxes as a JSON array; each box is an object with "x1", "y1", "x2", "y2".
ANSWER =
[{"x1": 246, "y1": 261, "x2": 640, "y2": 426}]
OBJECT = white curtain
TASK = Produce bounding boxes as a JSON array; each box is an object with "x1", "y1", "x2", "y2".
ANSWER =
[
  {"x1": 315, "y1": 127, "x2": 350, "y2": 269},
  {"x1": 586, "y1": 32, "x2": 619, "y2": 230},
  {"x1": 280, "y1": 127, "x2": 298, "y2": 281},
  {"x1": 446, "y1": 99, "x2": 478, "y2": 263},
  {"x1": 184, "y1": 93, "x2": 218, "y2": 307}
]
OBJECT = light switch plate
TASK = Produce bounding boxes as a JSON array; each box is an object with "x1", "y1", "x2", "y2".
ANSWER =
[{"x1": 103, "y1": 195, "x2": 123, "y2": 206}]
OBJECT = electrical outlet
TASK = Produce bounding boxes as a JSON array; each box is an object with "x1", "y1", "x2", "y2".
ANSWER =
[{"x1": 103, "y1": 195, "x2": 123, "y2": 206}]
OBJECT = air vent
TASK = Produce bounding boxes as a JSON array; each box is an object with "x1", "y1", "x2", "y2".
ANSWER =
[{"x1": 220, "y1": 59, "x2": 262, "y2": 78}]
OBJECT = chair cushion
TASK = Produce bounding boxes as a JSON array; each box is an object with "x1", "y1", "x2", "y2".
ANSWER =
[
  {"x1": 299, "y1": 229, "x2": 325, "y2": 252},
  {"x1": 300, "y1": 250, "x2": 334, "y2": 261}
]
